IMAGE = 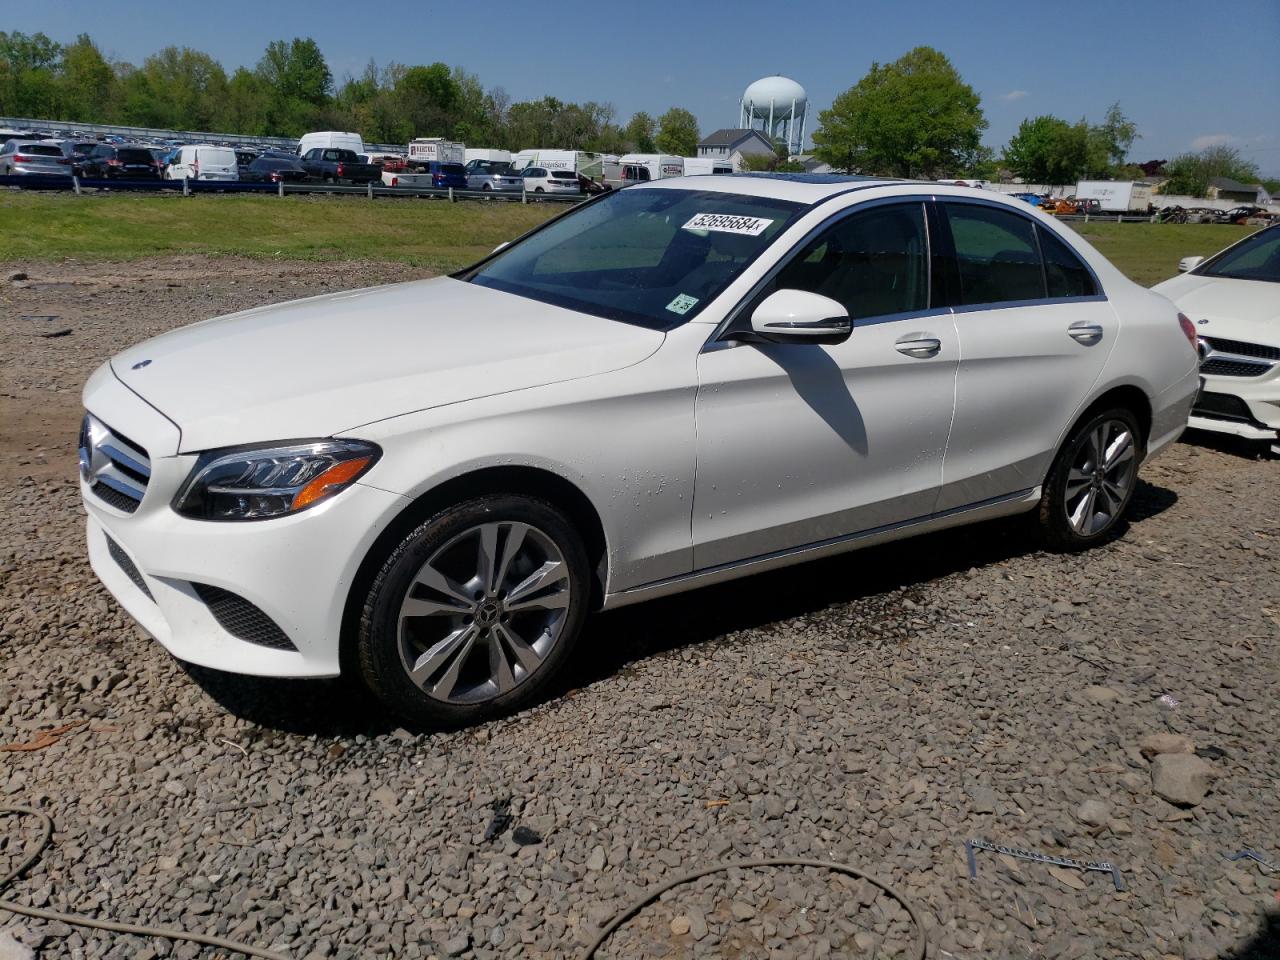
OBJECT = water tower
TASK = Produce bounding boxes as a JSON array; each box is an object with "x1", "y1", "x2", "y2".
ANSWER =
[{"x1": 740, "y1": 75, "x2": 808, "y2": 155}]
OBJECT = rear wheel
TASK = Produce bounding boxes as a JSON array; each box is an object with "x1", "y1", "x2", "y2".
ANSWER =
[
  {"x1": 1038, "y1": 407, "x2": 1143, "y2": 550},
  {"x1": 358, "y1": 494, "x2": 589, "y2": 726},
  {"x1": 535, "y1": 186, "x2": 545, "y2": 193}
]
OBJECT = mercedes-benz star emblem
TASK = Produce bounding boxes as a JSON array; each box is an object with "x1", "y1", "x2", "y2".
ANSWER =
[{"x1": 132, "y1": 359, "x2": 152, "y2": 370}]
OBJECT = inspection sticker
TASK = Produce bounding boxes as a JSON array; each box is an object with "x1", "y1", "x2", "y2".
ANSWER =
[
  {"x1": 666, "y1": 293, "x2": 700, "y2": 315},
  {"x1": 682, "y1": 213, "x2": 774, "y2": 236}
]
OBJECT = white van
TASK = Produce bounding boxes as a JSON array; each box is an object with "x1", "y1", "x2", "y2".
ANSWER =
[
  {"x1": 608, "y1": 153, "x2": 684, "y2": 188},
  {"x1": 464, "y1": 148, "x2": 511, "y2": 165},
  {"x1": 682, "y1": 157, "x2": 734, "y2": 176},
  {"x1": 512, "y1": 150, "x2": 602, "y2": 179},
  {"x1": 163, "y1": 145, "x2": 239, "y2": 181},
  {"x1": 298, "y1": 132, "x2": 365, "y2": 158}
]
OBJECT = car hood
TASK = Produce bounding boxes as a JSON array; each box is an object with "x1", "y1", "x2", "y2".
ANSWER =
[
  {"x1": 111, "y1": 277, "x2": 665, "y2": 453},
  {"x1": 1152, "y1": 273, "x2": 1280, "y2": 345}
]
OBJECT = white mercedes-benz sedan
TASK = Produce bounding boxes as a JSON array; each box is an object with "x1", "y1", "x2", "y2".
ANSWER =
[
  {"x1": 1152, "y1": 223, "x2": 1280, "y2": 455},
  {"x1": 80, "y1": 175, "x2": 1200, "y2": 724}
]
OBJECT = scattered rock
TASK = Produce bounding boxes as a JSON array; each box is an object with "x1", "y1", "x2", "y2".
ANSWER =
[
  {"x1": 1139, "y1": 733, "x2": 1195, "y2": 759},
  {"x1": 1082, "y1": 685, "x2": 1121, "y2": 705},
  {"x1": 1076, "y1": 799, "x2": 1111, "y2": 827},
  {"x1": 670, "y1": 916, "x2": 691, "y2": 936},
  {"x1": 969, "y1": 784, "x2": 996, "y2": 814},
  {"x1": 1151, "y1": 754, "x2": 1216, "y2": 807}
]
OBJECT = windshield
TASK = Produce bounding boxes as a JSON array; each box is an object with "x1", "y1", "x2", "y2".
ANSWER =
[
  {"x1": 20, "y1": 145, "x2": 63, "y2": 157},
  {"x1": 118, "y1": 149, "x2": 154, "y2": 163},
  {"x1": 461, "y1": 188, "x2": 805, "y2": 329},
  {"x1": 1199, "y1": 226, "x2": 1280, "y2": 283}
]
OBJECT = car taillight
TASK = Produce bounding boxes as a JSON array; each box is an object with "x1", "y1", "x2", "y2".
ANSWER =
[
  {"x1": 107, "y1": 158, "x2": 122, "y2": 166},
  {"x1": 1177, "y1": 313, "x2": 1198, "y2": 352},
  {"x1": 336, "y1": 163, "x2": 344, "y2": 176}
]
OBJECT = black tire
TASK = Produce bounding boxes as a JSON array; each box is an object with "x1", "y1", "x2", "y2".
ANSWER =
[
  {"x1": 358, "y1": 494, "x2": 590, "y2": 726},
  {"x1": 482, "y1": 182, "x2": 492, "y2": 191},
  {"x1": 1038, "y1": 406, "x2": 1144, "y2": 551},
  {"x1": 535, "y1": 186, "x2": 544, "y2": 193}
]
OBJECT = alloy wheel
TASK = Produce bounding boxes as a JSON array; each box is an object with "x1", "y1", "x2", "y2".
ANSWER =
[
  {"x1": 397, "y1": 521, "x2": 571, "y2": 704},
  {"x1": 1063, "y1": 418, "x2": 1137, "y2": 536}
]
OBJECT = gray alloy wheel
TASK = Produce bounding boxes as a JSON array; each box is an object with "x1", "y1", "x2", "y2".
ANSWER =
[
  {"x1": 1063, "y1": 418, "x2": 1138, "y2": 536},
  {"x1": 1038, "y1": 406, "x2": 1143, "y2": 551},
  {"x1": 358, "y1": 494, "x2": 589, "y2": 726},
  {"x1": 396, "y1": 520, "x2": 572, "y2": 705}
]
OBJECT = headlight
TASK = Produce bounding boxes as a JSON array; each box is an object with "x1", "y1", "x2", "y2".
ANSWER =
[{"x1": 172, "y1": 440, "x2": 380, "y2": 521}]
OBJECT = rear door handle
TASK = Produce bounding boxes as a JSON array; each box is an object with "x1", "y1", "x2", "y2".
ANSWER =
[
  {"x1": 1068, "y1": 320, "x2": 1104, "y2": 344},
  {"x1": 895, "y1": 333, "x2": 942, "y2": 358}
]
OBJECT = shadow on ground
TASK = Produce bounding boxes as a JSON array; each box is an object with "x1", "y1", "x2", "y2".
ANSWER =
[
  {"x1": 1219, "y1": 910, "x2": 1280, "y2": 959},
  {"x1": 182, "y1": 478, "x2": 1178, "y2": 737},
  {"x1": 1181, "y1": 428, "x2": 1277, "y2": 462}
]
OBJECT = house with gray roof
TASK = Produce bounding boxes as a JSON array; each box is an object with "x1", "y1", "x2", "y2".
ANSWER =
[{"x1": 696, "y1": 128, "x2": 777, "y2": 170}]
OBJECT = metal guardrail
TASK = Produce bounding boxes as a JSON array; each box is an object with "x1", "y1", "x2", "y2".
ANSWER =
[{"x1": 0, "y1": 173, "x2": 586, "y2": 204}]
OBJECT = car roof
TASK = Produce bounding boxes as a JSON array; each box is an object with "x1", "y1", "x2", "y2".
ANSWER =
[{"x1": 634, "y1": 173, "x2": 1055, "y2": 210}]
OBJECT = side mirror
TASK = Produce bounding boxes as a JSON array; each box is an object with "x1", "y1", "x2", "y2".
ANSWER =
[
  {"x1": 1178, "y1": 255, "x2": 1204, "y2": 273},
  {"x1": 745, "y1": 289, "x2": 851, "y2": 345}
]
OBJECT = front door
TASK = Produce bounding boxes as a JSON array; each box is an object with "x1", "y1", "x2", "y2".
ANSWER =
[{"x1": 693, "y1": 200, "x2": 959, "y2": 569}]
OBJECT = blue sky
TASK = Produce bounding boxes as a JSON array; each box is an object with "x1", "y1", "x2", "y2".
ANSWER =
[{"x1": 11, "y1": 0, "x2": 1280, "y2": 174}]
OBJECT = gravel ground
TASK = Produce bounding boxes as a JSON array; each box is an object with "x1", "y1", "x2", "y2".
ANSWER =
[{"x1": 1, "y1": 258, "x2": 1278, "y2": 960}]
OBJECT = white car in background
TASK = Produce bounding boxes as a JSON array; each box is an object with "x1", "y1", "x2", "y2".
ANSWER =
[
  {"x1": 164, "y1": 145, "x2": 239, "y2": 182},
  {"x1": 520, "y1": 166, "x2": 580, "y2": 194},
  {"x1": 1153, "y1": 224, "x2": 1280, "y2": 454},
  {"x1": 80, "y1": 176, "x2": 1199, "y2": 725}
]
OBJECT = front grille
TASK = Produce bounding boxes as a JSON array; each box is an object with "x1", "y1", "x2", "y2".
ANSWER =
[
  {"x1": 191, "y1": 583, "x2": 297, "y2": 651},
  {"x1": 1193, "y1": 391, "x2": 1256, "y2": 424},
  {"x1": 1202, "y1": 337, "x2": 1280, "y2": 362},
  {"x1": 1201, "y1": 357, "x2": 1273, "y2": 378},
  {"x1": 106, "y1": 535, "x2": 154, "y2": 602},
  {"x1": 80, "y1": 414, "x2": 151, "y2": 513}
]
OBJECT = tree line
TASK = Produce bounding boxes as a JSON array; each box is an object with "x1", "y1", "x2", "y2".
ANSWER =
[
  {"x1": 0, "y1": 31, "x2": 703, "y2": 154},
  {"x1": 3, "y1": 32, "x2": 1270, "y2": 196}
]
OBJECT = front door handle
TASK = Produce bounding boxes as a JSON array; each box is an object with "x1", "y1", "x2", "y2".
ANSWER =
[
  {"x1": 1068, "y1": 320, "x2": 1104, "y2": 344},
  {"x1": 895, "y1": 333, "x2": 942, "y2": 358}
]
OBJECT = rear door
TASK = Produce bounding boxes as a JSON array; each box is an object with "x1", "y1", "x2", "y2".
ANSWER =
[{"x1": 936, "y1": 200, "x2": 1115, "y2": 510}]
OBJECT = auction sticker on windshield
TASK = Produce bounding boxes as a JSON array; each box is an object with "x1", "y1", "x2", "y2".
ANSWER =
[
  {"x1": 682, "y1": 213, "x2": 774, "y2": 236},
  {"x1": 666, "y1": 294, "x2": 699, "y2": 315}
]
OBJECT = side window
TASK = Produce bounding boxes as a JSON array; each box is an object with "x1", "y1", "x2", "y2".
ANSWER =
[
  {"x1": 1038, "y1": 226, "x2": 1097, "y2": 298},
  {"x1": 773, "y1": 202, "x2": 930, "y2": 320},
  {"x1": 946, "y1": 203, "x2": 1045, "y2": 305}
]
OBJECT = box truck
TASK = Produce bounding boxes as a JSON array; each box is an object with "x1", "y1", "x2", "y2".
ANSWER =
[
  {"x1": 1075, "y1": 180, "x2": 1153, "y2": 213},
  {"x1": 409, "y1": 138, "x2": 465, "y2": 169}
]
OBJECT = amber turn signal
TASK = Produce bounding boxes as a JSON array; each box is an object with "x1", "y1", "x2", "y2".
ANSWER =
[{"x1": 291, "y1": 457, "x2": 372, "y2": 512}]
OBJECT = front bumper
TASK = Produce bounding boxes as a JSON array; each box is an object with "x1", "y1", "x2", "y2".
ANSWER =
[
  {"x1": 82, "y1": 368, "x2": 407, "y2": 678},
  {"x1": 1189, "y1": 368, "x2": 1280, "y2": 444}
]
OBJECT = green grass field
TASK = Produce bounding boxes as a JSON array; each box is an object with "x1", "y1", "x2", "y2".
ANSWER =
[
  {"x1": 0, "y1": 190, "x2": 1257, "y2": 287},
  {"x1": 1068, "y1": 220, "x2": 1252, "y2": 287},
  {"x1": 0, "y1": 191, "x2": 559, "y2": 273}
]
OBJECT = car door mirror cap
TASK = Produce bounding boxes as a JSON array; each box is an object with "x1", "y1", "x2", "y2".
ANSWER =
[
  {"x1": 743, "y1": 289, "x2": 852, "y2": 345},
  {"x1": 1178, "y1": 255, "x2": 1205, "y2": 273}
]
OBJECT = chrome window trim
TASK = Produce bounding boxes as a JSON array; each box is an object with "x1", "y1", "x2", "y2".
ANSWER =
[
  {"x1": 936, "y1": 195, "x2": 1107, "y2": 306},
  {"x1": 707, "y1": 194, "x2": 941, "y2": 349}
]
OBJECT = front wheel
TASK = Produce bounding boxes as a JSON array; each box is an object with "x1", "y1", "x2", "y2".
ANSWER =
[
  {"x1": 1038, "y1": 407, "x2": 1143, "y2": 551},
  {"x1": 534, "y1": 186, "x2": 544, "y2": 193},
  {"x1": 358, "y1": 494, "x2": 590, "y2": 726}
]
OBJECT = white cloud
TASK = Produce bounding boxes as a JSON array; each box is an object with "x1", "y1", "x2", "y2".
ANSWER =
[
  {"x1": 1000, "y1": 90, "x2": 1029, "y2": 102},
  {"x1": 1190, "y1": 133, "x2": 1240, "y2": 150}
]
